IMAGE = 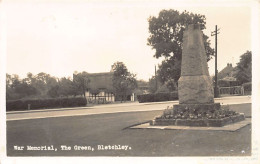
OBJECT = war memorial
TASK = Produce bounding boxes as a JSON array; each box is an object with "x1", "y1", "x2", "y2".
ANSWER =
[{"x1": 151, "y1": 24, "x2": 245, "y2": 127}]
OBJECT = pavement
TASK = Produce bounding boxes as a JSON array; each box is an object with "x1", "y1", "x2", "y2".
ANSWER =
[
  {"x1": 6, "y1": 98, "x2": 252, "y2": 156},
  {"x1": 6, "y1": 95, "x2": 251, "y2": 121}
]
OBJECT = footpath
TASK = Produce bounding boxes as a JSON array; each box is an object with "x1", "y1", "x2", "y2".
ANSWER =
[
  {"x1": 7, "y1": 95, "x2": 251, "y2": 114},
  {"x1": 6, "y1": 96, "x2": 251, "y2": 121}
]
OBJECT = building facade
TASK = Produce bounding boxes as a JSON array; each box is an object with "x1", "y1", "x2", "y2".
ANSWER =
[
  {"x1": 74, "y1": 71, "x2": 143, "y2": 103},
  {"x1": 82, "y1": 72, "x2": 115, "y2": 103}
]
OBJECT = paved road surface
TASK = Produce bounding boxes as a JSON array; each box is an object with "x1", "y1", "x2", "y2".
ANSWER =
[
  {"x1": 7, "y1": 96, "x2": 251, "y2": 121},
  {"x1": 7, "y1": 102, "x2": 251, "y2": 156}
]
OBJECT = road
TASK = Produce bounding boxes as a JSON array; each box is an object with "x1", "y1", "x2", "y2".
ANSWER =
[
  {"x1": 6, "y1": 96, "x2": 251, "y2": 156},
  {"x1": 7, "y1": 96, "x2": 251, "y2": 121}
]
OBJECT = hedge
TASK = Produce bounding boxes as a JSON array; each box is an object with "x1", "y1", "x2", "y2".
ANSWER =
[
  {"x1": 137, "y1": 92, "x2": 178, "y2": 103},
  {"x1": 242, "y1": 82, "x2": 251, "y2": 92},
  {"x1": 6, "y1": 97, "x2": 87, "y2": 111},
  {"x1": 242, "y1": 82, "x2": 252, "y2": 95}
]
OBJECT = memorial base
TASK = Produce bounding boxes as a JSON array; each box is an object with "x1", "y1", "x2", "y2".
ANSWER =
[{"x1": 151, "y1": 103, "x2": 245, "y2": 127}]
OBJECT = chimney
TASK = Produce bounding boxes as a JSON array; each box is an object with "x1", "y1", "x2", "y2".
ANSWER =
[{"x1": 227, "y1": 63, "x2": 232, "y2": 67}]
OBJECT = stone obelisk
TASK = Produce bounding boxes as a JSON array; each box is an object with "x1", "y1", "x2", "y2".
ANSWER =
[
  {"x1": 151, "y1": 24, "x2": 245, "y2": 127},
  {"x1": 178, "y1": 24, "x2": 214, "y2": 104},
  {"x1": 172, "y1": 24, "x2": 220, "y2": 113}
]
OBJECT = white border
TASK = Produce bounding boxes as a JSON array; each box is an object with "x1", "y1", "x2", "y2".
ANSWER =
[{"x1": 1, "y1": 0, "x2": 260, "y2": 164}]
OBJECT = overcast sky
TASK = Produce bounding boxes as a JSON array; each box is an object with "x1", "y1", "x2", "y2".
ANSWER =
[{"x1": 5, "y1": 0, "x2": 253, "y2": 81}]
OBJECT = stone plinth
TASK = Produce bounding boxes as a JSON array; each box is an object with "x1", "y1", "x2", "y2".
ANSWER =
[
  {"x1": 178, "y1": 75, "x2": 214, "y2": 104},
  {"x1": 178, "y1": 24, "x2": 214, "y2": 104}
]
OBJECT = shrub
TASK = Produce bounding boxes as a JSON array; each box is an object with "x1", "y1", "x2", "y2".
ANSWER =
[
  {"x1": 242, "y1": 82, "x2": 252, "y2": 95},
  {"x1": 242, "y1": 82, "x2": 251, "y2": 92},
  {"x1": 6, "y1": 97, "x2": 87, "y2": 111},
  {"x1": 159, "y1": 105, "x2": 238, "y2": 120},
  {"x1": 218, "y1": 80, "x2": 241, "y2": 87},
  {"x1": 218, "y1": 80, "x2": 231, "y2": 87},
  {"x1": 137, "y1": 92, "x2": 178, "y2": 103}
]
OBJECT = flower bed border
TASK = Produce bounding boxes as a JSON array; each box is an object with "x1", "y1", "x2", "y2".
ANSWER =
[{"x1": 150, "y1": 113, "x2": 245, "y2": 127}]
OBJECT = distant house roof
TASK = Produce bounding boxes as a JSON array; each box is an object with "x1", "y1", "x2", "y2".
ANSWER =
[
  {"x1": 218, "y1": 63, "x2": 236, "y2": 80},
  {"x1": 87, "y1": 72, "x2": 114, "y2": 91},
  {"x1": 137, "y1": 80, "x2": 149, "y2": 89},
  {"x1": 73, "y1": 72, "x2": 114, "y2": 92}
]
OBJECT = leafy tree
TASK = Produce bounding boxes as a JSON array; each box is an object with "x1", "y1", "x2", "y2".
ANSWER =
[
  {"x1": 157, "y1": 58, "x2": 181, "y2": 89},
  {"x1": 57, "y1": 77, "x2": 77, "y2": 97},
  {"x1": 73, "y1": 72, "x2": 90, "y2": 98},
  {"x1": 14, "y1": 82, "x2": 38, "y2": 97},
  {"x1": 6, "y1": 74, "x2": 38, "y2": 99},
  {"x1": 22, "y1": 72, "x2": 58, "y2": 97},
  {"x1": 111, "y1": 62, "x2": 137, "y2": 102},
  {"x1": 148, "y1": 76, "x2": 158, "y2": 93},
  {"x1": 6, "y1": 74, "x2": 20, "y2": 100},
  {"x1": 23, "y1": 72, "x2": 36, "y2": 85},
  {"x1": 156, "y1": 84, "x2": 170, "y2": 93},
  {"x1": 34, "y1": 72, "x2": 58, "y2": 96},
  {"x1": 6, "y1": 74, "x2": 12, "y2": 88},
  {"x1": 147, "y1": 9, "x2": 214, "y2": 89},
  {"x1": 234, "y1": 51, "x2": 252, "y2": 84},
  {"x1": 9, "y1": 74, "x2": 20, "y2": 89},
  {"x1": 47, "y1": 85, "x2": 60, "y2": 98},
  {"x1": 6, "y1": 72, "x2": 61, "y2": 100}
]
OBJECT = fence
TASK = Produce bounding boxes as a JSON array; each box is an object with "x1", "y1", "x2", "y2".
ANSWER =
[{"x1": 219, "y1": 86, "x2": 244, "y2": 95}]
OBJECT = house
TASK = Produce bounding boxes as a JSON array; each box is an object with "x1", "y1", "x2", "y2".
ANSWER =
[
  {"x1": 217, "y1": 63, "x2": 242, "y2": 95},
  {"x1": 75, "y1": 71, "x2": 137, "y2": 103},
  {"x1": 83, "y1": 72, "x2": 115, "y2": 103},
  {"x1": 135, "y1": 80, "x2": 149, "y2": 94},
  {"x1": 218, "y1": 63, "x2": 235, "y2": 80},
  {"x1": 218, "y1": 63, "x2": 240, "y2": 87},
  {"x1": 217, "y1": 63, "x2": 240, "y2": 87}
]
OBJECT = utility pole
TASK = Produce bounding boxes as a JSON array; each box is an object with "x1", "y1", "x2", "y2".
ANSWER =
[
  {"x1": 211, "y1": 25, "x2": 220, "y2": 97},
  {"x1": 155, "y1": 65, "x2": 158, "y2": 91}
]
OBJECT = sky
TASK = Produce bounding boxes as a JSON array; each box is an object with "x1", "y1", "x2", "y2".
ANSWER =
[{"x1": 4, "y1": 0, "x2": 253, "y2": 81}]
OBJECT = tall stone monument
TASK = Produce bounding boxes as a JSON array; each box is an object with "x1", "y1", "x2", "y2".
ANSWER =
[
  {"x1": 179, "y1": 24, "x2": 214, "y2": 104},
  {"x1": 151, "y1": 24, "x2": 245, "y2": 127},
  {"x1": 174, "y1": 24, "x2": 219, "y2": 112}
]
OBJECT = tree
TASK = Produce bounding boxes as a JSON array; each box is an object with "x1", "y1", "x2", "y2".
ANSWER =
[
  {"x1": 24, "y1": 72, "x2": 58, "y2": 97},
  {"x1": 73, "y1": 72, "x2": 90, "y2": 98},
  {"x1": 57, "y1": 77, "x2": 77, "y2": 97},
  {"x1": 6, "y1": 74, "x2": 12, "y2": 88},
  {"x1": 6, "y1": 74, "x2": 38, "y2": 100},
  {"x1": 9, "y1": 74, "x2": 20, "y2": 89},
  {"x1": 148, "y1": 76, "x2": 158, "y2": 93},
  {"x1": 13, "y1": 82, "x2": 38, "y2": 98},
  {"x1": 6, "y1": 72, "x2": 62, "y2": 100},
  {"x1": 157, "y1": 58, "x2": 181, "y2": 89},
  {"x1": 111, "y1": 62, "x2": 137, "y2": 102},
  {"x1": 234, "y1": 51, "x2": 252, "y2": 84},
  {"x1": 6, "y1": 74, "x2": 20, "y2": 100},
  {"x1": 23, "y1": 72, "x2": 36, "y2": 85},
  {"x1": 147, "y1": 9, "x2": 214, "y2": 89},
  {"x1": 47, "y1": 85, "x2": 60, "y2": 98}
]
